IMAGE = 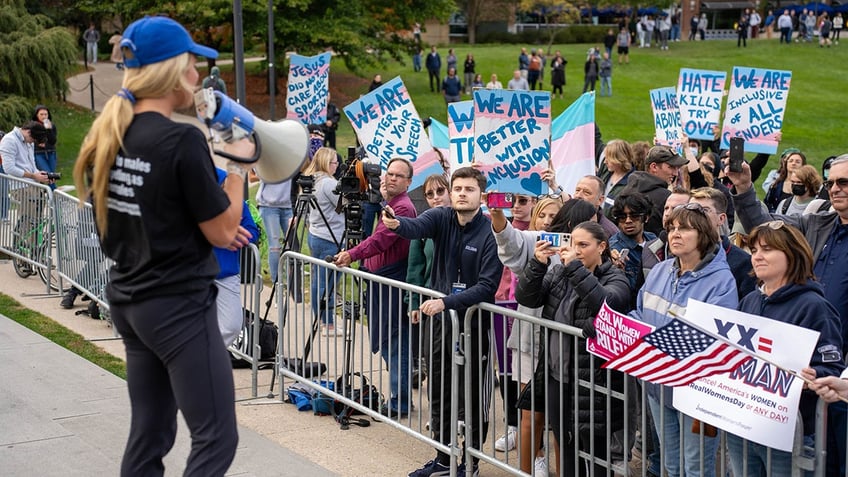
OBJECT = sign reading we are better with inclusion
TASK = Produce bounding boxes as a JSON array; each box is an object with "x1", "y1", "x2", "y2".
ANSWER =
[{"x1": 472, "y1": 89, "x2": 551, "y2": 196}]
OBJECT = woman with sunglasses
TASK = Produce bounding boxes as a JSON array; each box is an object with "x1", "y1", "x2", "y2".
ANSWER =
[
  {"x1": 727, "y1": 221, "x2": 843, "y2": 476},
  {"x1": 630, "y1": 202, "x2": 738, "y2": 477},
  {"x1": 515, "y1": 220, "x2": 631, "y2": 477},
  {"x1": 406, "y1": 174, "x2": 451, "y2": 385}
]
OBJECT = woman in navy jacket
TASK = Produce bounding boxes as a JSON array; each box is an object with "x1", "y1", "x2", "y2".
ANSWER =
[{"x1": 729, "y1": 221, "x2": 843, "y2": 476}]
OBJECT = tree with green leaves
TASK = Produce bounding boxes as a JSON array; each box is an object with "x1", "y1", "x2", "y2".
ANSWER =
[
  {"x1": 520, "y1": 0, "x2": 580, "y2": 53},
  {"x1": 0, "y1": 0, "x2": 78, "y2": 127}
]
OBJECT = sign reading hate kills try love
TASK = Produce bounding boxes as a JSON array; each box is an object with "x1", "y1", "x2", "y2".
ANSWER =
[{"x1": 677, "y1": 69, "x2": 726, "y2": 141}]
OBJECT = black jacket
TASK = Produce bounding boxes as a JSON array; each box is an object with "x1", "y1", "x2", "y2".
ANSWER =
[{"x1": 516, "y1": 258, "x2": 631, "y2": 435}]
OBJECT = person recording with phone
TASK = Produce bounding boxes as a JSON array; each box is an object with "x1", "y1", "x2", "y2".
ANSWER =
[{"x1": 72, "y1": 16, "x2": 255, "y2": 476}]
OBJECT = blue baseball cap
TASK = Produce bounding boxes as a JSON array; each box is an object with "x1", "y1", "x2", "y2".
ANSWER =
[{"x1": 120, "y1": 16, "x2": 218, "y2": 68}]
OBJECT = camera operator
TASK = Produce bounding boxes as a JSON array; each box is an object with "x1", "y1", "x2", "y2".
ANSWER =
[
  {"x1": 334, "y1": 158, "x2": 417, "y2": 418},
  {"x1": 303, "y1": 148, "x2": 345, "y2": 336}
]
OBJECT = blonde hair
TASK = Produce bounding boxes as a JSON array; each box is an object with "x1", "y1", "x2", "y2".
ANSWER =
[
  {"x1": 604, "y1": 139, "x2": 633, "y2": 171},
  {"x1": 303, "y1": 147, "x2": 337, "y2": 176},
  {"x1": 530, "y1": 197, "x2": 562, "y2": 231},
  {"x1": 73, "y1": 53, "x2": 195, "y2": 236}
]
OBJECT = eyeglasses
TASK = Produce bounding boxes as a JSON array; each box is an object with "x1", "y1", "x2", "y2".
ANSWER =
[
  {"x1": 329, "y1": 161, "x2": 339, "y2": 165},
  {"x1": 425, "y1": 186, "x2": 447, "y2": 199},
  {"x1": 536, "y1": 193, "x2": 563, "y2": 200},
  {"x1": 673, "y1": 202, "x2": 708, "y2": 216},
  {"x1": 385, "y1": 171, "x2": 409, "y2": 180},
  {"x1": 614, "y1": 213, "x2": 646, "y2": 223},
  {"x1": 824, "y1": 178, "x2": 848, "y2": 190},
  {"x1": 763, "y1": 220, "x2": 786, "y2": 230},
  {"x1": 514, "y1": 197, "x2": 533, "y2": 206}
]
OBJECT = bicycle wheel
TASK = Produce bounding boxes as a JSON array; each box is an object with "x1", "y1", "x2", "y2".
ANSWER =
[
  {"x1": 37, "y1": 231, "x2": 61, "y2": 292},
  {"x1": 13, "y1": 256, "x2": 35, "y2": 278}
]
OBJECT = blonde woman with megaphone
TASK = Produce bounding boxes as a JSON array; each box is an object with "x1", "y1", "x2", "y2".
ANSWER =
[{"x1": 73, "y1": 16, "x2": 255, "y2": 476}]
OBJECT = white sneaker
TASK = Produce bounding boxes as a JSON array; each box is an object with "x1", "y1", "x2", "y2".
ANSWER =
[
  {"x1": 534, "y1": 455, "x2": 549, "y2": 477},
  {"x1": 494, "y1": 426, "x2": 517, "y2": 452}
]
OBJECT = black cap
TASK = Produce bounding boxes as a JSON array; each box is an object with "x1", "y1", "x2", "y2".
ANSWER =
[{"x1": 646, "y1": 145, "x2": 687, "y2": 167}]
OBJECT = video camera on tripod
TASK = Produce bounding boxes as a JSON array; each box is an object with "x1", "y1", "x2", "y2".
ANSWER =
[{"x1": 334, "y1": 147, "x2": 383, "y2": 242}]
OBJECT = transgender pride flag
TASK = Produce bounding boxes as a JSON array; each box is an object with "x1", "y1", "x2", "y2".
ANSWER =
[{"x1": 551, "y1": 93, "x2": 595, "y2": 195}]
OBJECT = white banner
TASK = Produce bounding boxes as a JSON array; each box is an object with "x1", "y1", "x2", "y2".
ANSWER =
[{"x1": 673, "y1": 299, "x2": 819, "y2": 452}]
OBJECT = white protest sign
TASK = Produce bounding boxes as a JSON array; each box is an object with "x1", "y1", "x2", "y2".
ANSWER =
[
  {"x1": 673, "y1": 299, "x2": 819, "y2": 452},
  {"x1": 285, "y1": 52, "x2": 331, "y2": 124},
  {"x1": 649, "y1": 86, "x2": 683, "y2": 150},
  {"x1": 720, "y1": 67, "x2": 791, "y2": 154},
  {"x1": 677, "y1": 69, "x2": 726, "y2": 141},
  {"x1": 472, "y1": 89, "x2": 551, "y2": 195}
]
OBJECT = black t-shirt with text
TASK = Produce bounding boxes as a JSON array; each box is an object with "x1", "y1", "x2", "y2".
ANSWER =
[{"x1": 102, "y1": 112, "x2": 229, "y2": 303}]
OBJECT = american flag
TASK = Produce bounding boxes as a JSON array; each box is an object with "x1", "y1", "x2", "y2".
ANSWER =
[{"x1": 602, "y1": 318, "x2": 752, "y2": 387}]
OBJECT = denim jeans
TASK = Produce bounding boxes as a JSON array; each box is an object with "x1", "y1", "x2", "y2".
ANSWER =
[
  {"x1": 380, "y1": 328, "x2": 410, "y2": 412},
  {"x1": 648, "y1": 395, "x2": 718, "y2": 477},
  {"x1": 307, "y1": 233, "x2": 340, "y2": 325},
  {"x1": 600, "y1": 76, "x2": 612, "y2": 96},
  {"x1": 726, "y1": 434, "x2": 792, "y2": 477},
  {"x1": 361, "y1": 201, "x2": 382, "y2": 239},
  {"x1": 259, "y1": 206, "x2": 292, "y2": 283},
  {"x1": 34, "y1": 151, "x2": 57, "y2": 190}
]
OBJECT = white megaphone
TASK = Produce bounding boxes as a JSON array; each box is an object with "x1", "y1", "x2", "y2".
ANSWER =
[{"x1": 195, "y1": 88, "x2": 308, "y2": 183}]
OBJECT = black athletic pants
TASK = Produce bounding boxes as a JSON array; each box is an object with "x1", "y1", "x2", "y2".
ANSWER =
[{"x1": 111, "y1": 287, "x2": 238, "y2": 477}]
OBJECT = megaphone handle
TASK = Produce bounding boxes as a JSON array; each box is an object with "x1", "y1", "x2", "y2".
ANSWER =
[{"x1": 213, "y1": 132, "x2": 263, "y2": 164}]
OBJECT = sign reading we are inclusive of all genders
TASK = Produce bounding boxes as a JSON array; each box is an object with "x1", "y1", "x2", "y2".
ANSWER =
[
  {"x1": 472, "y1": 89, "x2": 552, "y2": 196},
  {"x1": 721, "y1": 67, "x2": 791, "y2": 154},
  {"x1": 676, "y1": 68, "x2": 726, "y2": 141},
  {"x1": 285, "y1": 52, "x2": 331, "y2": 125}
]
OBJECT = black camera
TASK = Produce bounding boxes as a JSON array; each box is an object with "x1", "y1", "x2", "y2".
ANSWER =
[
  {"x1": 46, "y1": 172, "x2": 61, "y2": 181},
  {"x1": 296, "y1": 174, "x2": 314, "y2": 194},
  {"x1": 333, "y1": 147, "x2": 382, "y2": 204}
]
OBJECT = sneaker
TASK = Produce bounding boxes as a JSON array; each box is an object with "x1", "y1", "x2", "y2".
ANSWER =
[
  {"x1": 379, "y1": 403, "x2": 409, "y2": 419},
  {"x1": 457, "y1": 461, "x2": 480, "y2": 477},
  {"x1": 408, "y1": 458, "x2": 450, "y2": 477},
  {"x1": 534, "y1": 456, "x2": 549, "y2": 477},
  {"x1": 494, "y1": 425, "x2": 517, "y2": 452}
]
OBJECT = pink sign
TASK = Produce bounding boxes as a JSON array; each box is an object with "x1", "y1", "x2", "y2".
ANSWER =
[{"x1": 586, "y1": 301, "x2": 655, "y2": 361}]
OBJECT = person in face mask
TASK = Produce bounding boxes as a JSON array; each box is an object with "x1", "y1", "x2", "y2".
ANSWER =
[{"x1": 776, "y1": 165, "x2": 825, "y2": 216}]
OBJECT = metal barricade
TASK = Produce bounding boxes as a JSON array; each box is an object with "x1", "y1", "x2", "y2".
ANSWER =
[
  {"x1": 0, "y1": 174, "x2": 57, "y2": 294},
  {"x1": 52, "y1": 189, "x2": 113, "y2": 312},
  {"x1": 463, "y1": 301, "x2": 829, "y2": 477},
  {"x1": 228, "y1": 243, "x2": 264, "y2": 397},
  {"x1": 274, "y1": 251, "x2": 464, "y2": 471}
]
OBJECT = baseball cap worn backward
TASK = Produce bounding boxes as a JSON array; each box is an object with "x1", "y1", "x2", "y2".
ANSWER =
[
  {"x1": 120, "y1": 16, "x2": 218, "y2": 68},
  {"x1": 647, "y1": 146, "x2": 687, "y2": 167}
]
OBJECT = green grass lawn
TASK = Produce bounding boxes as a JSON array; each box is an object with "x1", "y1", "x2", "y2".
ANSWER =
[{"x1": 49, "y1": 37, "x2": 847, "y2": 194}]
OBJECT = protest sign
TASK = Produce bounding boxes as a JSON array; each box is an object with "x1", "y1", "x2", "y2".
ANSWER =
[
  {"x1": 721, "y1": 67, "x2": 791, "y2": 154},
  {"x1": 677, "y1": 69, "x2": 726, "y2": 141},
  {"x1": 448, "y1": 101, "x2": 474, "y2": 175},
  {"x1": 587, "y1": 300, "x2": 655, "y2": 361},
  {"x1": 285, "y1": 52, "x2": 331, "y2": 124},
  {"x1": 343, "y1": 76, "x2": 442, "y2": 190},
  {"x1": 673, "y1": 299, "x2": 819, "y2": 452},
  {"x1": 550, "y1": 92, "x2": 595, "y2": 195},
  {"x1": 472, "y1": 89, "x2": 551, "y2": 195},
  {"x1": 650, "y1": 87, "x2": 683, "y2": 150}
]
